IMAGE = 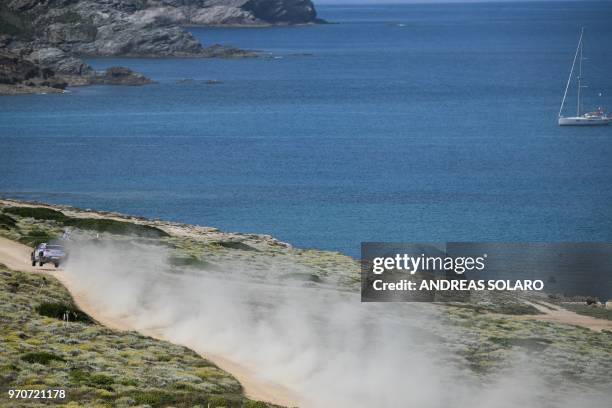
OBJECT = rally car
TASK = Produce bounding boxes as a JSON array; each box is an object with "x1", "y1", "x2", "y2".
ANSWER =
[{"x1": 31, "y1": 243, "x2": 67, "y2": 268}]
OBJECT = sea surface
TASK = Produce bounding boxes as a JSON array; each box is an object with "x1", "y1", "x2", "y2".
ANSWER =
[{"x1": 2, "y1": 2, "x2": 612, "y2": 257}]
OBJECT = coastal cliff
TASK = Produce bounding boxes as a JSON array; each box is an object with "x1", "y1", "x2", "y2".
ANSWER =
[{"x1": 0, "y1": 0, "x2": 320, "y2": 94}]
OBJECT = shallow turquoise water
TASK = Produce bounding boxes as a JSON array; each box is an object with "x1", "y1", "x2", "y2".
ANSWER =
[{"x1": 1, "y1": 2, "x2": 612, "y2": 256}]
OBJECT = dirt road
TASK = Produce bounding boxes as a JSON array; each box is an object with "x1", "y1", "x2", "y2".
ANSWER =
[{"x1": 0, "y1": 236, "x2": 299, "y2": 407}]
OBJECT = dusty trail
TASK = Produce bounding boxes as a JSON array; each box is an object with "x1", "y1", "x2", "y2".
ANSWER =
[
  {"x1": 2, "y1": 235, "x2": 612, "y2": 408},
  {"x1": 0, "y1": 236, "x2": 299, "y2": 407}
]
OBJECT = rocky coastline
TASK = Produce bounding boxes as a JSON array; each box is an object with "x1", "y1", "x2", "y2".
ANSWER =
[{"x1": 0, "y1": 0, "x2": 321, "y2": 94}]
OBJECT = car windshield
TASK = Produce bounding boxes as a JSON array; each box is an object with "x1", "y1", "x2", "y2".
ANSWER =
[{"x1": 46, "y1": 245, "x2": 64, "y2": 250}]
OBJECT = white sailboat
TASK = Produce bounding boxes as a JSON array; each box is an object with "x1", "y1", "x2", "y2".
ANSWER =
[{"x1": 558, "y1": 28, "x2": 610, "y2": 126}]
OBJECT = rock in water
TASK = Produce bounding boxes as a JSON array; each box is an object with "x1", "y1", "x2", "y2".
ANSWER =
[
  {"x1": 242, "y1": 0, "x2": 318, "y2": 24},
  {"x1": 89, "y1": 66, "x2": 154, "y2": 86}
]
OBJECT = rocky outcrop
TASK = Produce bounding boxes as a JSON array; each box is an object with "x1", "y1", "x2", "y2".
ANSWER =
[
  {"x1": 0, "y1": 0, "x2": 320, "y2": 93},
  {"x1": 27, "y1": 47, "x2": 93, "y2": 76},
  {"x1": 0, "y1": 48, "x2": 156, "y2": 94},
  {"x1": 2, "y1": 0, "x2": 320, "y2": 57},
  {"x1": 89, "y1": 66, "x2": 154, "y2": 86},
  {"x1": 241, "y1": 0, "x2": 317, "y2": 24},
  {"x1": 0, "y1": 50, "x2": 67, "y2": 94},
  {"x1": 135, "y1": 0, "x2": 320, "y2": 26}
]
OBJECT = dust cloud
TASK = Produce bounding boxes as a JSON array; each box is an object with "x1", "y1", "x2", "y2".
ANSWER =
[{"x1": 62, "y1": 240, "x2": 610, "y2": 407}]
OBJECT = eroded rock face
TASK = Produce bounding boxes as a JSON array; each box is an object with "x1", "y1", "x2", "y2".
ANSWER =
[
  {"x1": 26, "y1": 47, "x2": 93, "y2": 77},
  {"x1": 77, "y1": 24, "x2": 205, "y2": 57},
  {"x1": 242, "y1": 0, "x2": 317, "y2": 24},
  {"x1": 0, "y1": 0, "x2": 319, "y2": 93},
  {"x1": 0, "y1": 51, "x2": 68, "y2": 93},
  {"x1": 2, "y1": 0, "x2": 321, "y2": 57},
  {"x1": 142, "y1": 0, "x2": 319, "y2": 25}
]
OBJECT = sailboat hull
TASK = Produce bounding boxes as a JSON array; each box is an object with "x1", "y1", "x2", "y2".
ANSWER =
[{"x1": 558, "y1": 117, "x2": 610, "y2": 126}]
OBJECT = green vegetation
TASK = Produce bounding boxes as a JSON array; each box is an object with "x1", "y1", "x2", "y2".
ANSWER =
[
  {"x1": 16, "y1": 227, "x2": 57, "y2": 246},
  {"x1": 444, "y1": 305, "x2": 612, "y2": 382},
  {"x1": 35, "y1": 302, "x2": 94, "y2": 324},
  {"x1": 0, "y1": 213, "x2": 16, "y2": 229},
  {"x1": 488, "y1": 336, "x2": 552, "y2": 351},
  {"x1": 3, "y1": 206, "x2": 67, "y2": 222},
  {"x1": 561, "y1": 303, "x2": 612, "y2": 321},
  {"x1": 21, "y1": 351, "x2": 65, "y2": 365},
  {"x1": 280, "y1": 272, "x2": 322, "y2": 283},
  {"x1": 0, "y1": 266, "x2": 273, "y2": 407},
  {"x1": 69, "y1": 369, "x2": 115, "y2": 390},
  {"x1": 2, "y1": 205, "x2": 168, "y2": 238},
  {"x1": 215, "y1": 241, "x2": 259, "y2": 251},
  {"x1": 169, "y1": 255, "x2": 215, "y2": 269},
  {"x1": 440, "y1": 291, "x2": 541, "y2": 315},
  {"x1": 63, "y1": 217, "x2": 169, "y2": 238}
]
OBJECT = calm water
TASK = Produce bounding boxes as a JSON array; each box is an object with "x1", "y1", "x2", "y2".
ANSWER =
[{"x1": 1, "y1": 2, "x2": 612, "y2": 256}]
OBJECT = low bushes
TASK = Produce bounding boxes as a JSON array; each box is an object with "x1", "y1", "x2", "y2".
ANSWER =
[
  {"x1": 3, "y1": 206, "x2": 168, "y2": 238},
  {"x1": 21, "y1": 352, "x2": 65, "y2": 365},
  {"x1": 3, "y1": 206, "x2": 68, "y2": 222},
  {"x1": 63, "y1": 217, "x2": 168, "y2": 238},
  {"x1": 169, "y1": 255, "x2": 213, "y2": 269},
  {"x1": 0, "y1": 213, "x2": 16, "y2": 228},
  {"x1": 70, "y1": 370, "x2": 114, "y2": 391},
  {"x1": 215, "y1": 241, "x2": 258, "y2": 251},
  {"x1": 17, "y1": 228, "x2": 57, "y2": 246},
  {"x1": 35, "y1": 302, "x2": 94, "y2": 324},
  {"x1": 562, "y1": 304, "x2": 612, "y2": 321}
]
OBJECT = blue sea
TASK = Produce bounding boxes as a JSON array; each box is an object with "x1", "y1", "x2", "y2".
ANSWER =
[{"x1": 1, "y1": 1, "x2": 612, "y2": 257}]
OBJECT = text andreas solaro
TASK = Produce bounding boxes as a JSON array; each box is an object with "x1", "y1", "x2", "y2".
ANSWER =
[{"x1": 360, "y1": 243, "x2": 612, "y2": 302}]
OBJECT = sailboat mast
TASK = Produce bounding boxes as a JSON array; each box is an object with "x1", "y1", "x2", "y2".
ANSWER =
[
  {"x1": 559, "y1": 28, "x2": 583, "y2": 118},
  {"x1": 577, "y1": 28, "x2": 583, "y2": 116}
]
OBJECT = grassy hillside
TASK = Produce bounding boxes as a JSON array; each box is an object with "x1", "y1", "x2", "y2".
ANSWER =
[
  {"x1": 1, "y1": 199, "x2": 611, "y2": 405},
  {"x1": 0, "y1": 265, "x2": 270, "y2": 408}
]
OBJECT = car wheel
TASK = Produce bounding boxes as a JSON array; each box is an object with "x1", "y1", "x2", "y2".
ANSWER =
[
  {"x1": 32, "y1": 260, "x2": 36, "y2": 266},
  {"x1": 54, "y1": 262, "x2": 59, "y2": 268},
  {"x1": 39, "y1": 262, "x2": 44, "y2": 266}
]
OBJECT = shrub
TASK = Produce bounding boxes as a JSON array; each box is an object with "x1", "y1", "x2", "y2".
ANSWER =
[
  {"x1": 281, "y1": 272, "x2": 321, "y2": 283},
  {"x1": 169, "y1": 255, "x2": 213, "y2": 269},
  {"x1": 3, "y1": 206, "x2": 168, "y2": 238},
  {"x1": 130, "y1": 390, "x2": 177, "y2": 406},
  {"x1": 21, "y1": 352, "x2": 65, "y2": 365},
  {"x1": 0, "y1": 213, "x2": 16, "y2": 228},
  {"x1": 35, "y1": 302, "x2": 94, "y2": 324},
  {"x1": 69, "y1": 369, "x2": 114, "y2": 390},
  {"x1": 245, "y1": 401, "x2": 269, "y2": 408},
  {"x1": 214, "y1": 241, "x2": 258, "y2": 251},
  {"x1": 208, "y1": 395, "x2": 228, "y2": 407},
  {"x1": 562, "y1": 304, "x2": 612, "y2": 321},
  {"x1": 17, "y1": 228, "x2": 57, "y2": 246},
  {"x1": 3, "y1": 206, "x2": 67, "y2": 222},
  {"x1": 89, "y1": 374, "x2": 114, "y2": 390},
  {"x1": 63, "y1": 218, "x2": 168, "y2": 238}
]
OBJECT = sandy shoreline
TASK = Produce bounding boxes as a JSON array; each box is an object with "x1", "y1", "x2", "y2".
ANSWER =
[{"x1": 0, "y1": 235, "x2": 299, "y2": 407}]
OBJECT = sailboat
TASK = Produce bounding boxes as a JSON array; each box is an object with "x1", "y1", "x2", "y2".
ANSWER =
[{"x1": 558, "y1": 28, "x2": 610, "y2": 126}]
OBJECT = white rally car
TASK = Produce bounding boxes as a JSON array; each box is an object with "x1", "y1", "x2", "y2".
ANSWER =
[{"x1": 31, "y1": 243, "x2": 67, "y2": 267}]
